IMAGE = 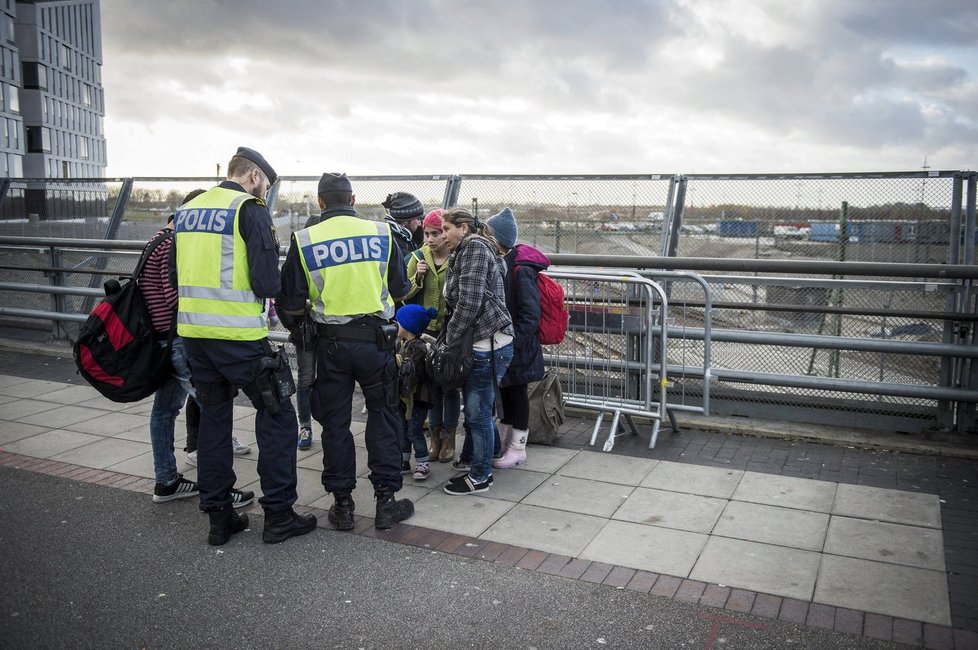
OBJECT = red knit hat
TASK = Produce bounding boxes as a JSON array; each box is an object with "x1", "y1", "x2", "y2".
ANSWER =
[{"x1": 422, "y1": 209, "x2": 446, "y2": 230}]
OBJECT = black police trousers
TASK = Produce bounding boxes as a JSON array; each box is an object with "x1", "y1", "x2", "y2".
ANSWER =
[
  {"x1": 184, "y1": 338, "x2": 299, "y2": 513},
  {"x1": 310, "y1": 336, "x2": 402, "y2": 494}
]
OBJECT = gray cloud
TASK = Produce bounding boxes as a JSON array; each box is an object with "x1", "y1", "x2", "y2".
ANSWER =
[{"x1": 99, "y1": 1, "x2": 977, "y2": 174}]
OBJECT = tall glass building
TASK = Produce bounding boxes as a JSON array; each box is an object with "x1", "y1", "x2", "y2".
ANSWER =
[
  {"x1": 1, "y1": 0, "x2": 24, "y2": 178},
  {"x1": 14, "y1": 0, "x2": 105, "y2": 179}
]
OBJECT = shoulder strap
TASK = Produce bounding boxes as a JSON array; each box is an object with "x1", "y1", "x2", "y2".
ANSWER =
[
  {"x1": 133, "y1": 230, "x2": 173, "y2": 280},
  {"x1": 412, "y1": 249, "x2": 424, "y2": 261}
]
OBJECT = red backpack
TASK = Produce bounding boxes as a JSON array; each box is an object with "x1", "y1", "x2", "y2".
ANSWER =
[{"x1": 515, "y1": 266, "x2": 568, "y2": 345}]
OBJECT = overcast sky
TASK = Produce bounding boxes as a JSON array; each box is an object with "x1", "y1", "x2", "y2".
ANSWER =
[{"x1": 99, "y1": 0, "x2": 977, "y2": 178}]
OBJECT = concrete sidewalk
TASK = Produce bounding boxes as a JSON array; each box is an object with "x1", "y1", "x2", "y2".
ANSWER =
[{"x1": 0, "y1": 348, "x2": 976, "y2": 648}]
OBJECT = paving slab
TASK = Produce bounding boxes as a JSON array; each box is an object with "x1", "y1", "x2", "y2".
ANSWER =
[
  {"x1": 65, "y1": 412, "x2": 151, "y2": 437},
  {"x1": 511, "y1": 446, "x2": 578, "y2": 474},
  {"x1": 580, "y1": 520, "x2": 708, "y2": 577},
  {"x1": 0, "y1": 421, "x2": 51, "y2": 445},
  {"x1": 732, "y1": 471, "x2": 837, "y2": 512},
  {"x1": 483, "y1": 503, "x2": 608, "y2": 557},
  {"x1": 524, "y1": 475, "x2": 633, "y2": 518},
  {"x1": 0, "y1": 378, "x2": 68, "y2": 398},
  {"x1": 482, "y1": 468, "x2": 550, "y2": 503},
  {"x1": 15, "y1": 404, "x2": 104, "y2": 429},
  {"x1": 690, "y1": 536, "x2": 820, "y2": 601},
  {"x1": 612, "y1": 487, "x2": 726, "y2": 534},
  {"x1": 105, "y1": 450, "x2": 157, "y2": 479},
  {"x1": 2, "y1": 428, "x2": 103, "y2": 458},
  {"x1": 50, "y1": 437, "x2": 151, "y2": 469},
  {"x1": 74, "y1": 395, "x2": 126, "y2": 411},
  {"x1": 833, "y1": 483, "x2": 941, "y2": 529},
  {"x1": 404, "y1": 489, "x2": 515, "y2": 538},
  {"x1": 0, "y1": 399, "x2": 62, "y2": 421},
  {"x1": 640, "y1": 460, "x2": 744, "y2": 498},
  {"x1": 824, "y1": 516, "x2": 945, "y2": 571},
  {"x1": 814, "y1": 554, "x2": 951, "y2": 626},
  {"x1": 39, "y1": 385, "x2": 101, "y2": 405},
  {"x1": 119, "y1": 400, "x2": 155, "y2": 416},
  {"x1": 712, "y1": 501, "x2": 830, "y2": 551},
  {"x1": 556, "y1": 450, "x2": 658, "y2": 485}
]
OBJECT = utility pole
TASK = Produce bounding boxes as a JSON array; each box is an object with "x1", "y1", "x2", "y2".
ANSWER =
[{"x1": 216, "y1": 163, "x2": 221, "y2": 178}]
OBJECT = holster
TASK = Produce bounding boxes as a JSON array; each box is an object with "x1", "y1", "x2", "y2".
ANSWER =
[{"x1": 242, "y1": 346, "x2": 296, "y2": 413}]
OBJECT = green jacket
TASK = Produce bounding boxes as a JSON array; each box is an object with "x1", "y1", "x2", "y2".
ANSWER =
[{"x1": 404, "y1": 245, "x2": 448, "y2": 333}]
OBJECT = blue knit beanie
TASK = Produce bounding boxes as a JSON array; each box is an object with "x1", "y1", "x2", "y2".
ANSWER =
[
  {"x1": 396, "y1": 305, "x2": 438, "y2": 335},
  {"x1": 487, "y1": 207, "x2": 518, "y2": 249}
]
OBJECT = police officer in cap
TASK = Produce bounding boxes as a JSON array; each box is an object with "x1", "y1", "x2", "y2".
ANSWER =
[
  {"x1": 278, "y1": 172, "x2": 414, "y2": 531},
  {"x1": 173, "y1": 146, "x2": 316, "y2": 545}
]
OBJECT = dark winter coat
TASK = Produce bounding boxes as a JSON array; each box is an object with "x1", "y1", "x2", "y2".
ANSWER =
[{"x1": 500, "y1": 243, "x2": 550, "y2": 387}]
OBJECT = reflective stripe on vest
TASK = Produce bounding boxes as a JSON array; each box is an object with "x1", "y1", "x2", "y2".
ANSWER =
[
  {"x1": 174, "y1": 188, "x2": 267, "y2": 340},
  {"x1": 294, "y1": 216, "x2": 394, "y2": 322}
]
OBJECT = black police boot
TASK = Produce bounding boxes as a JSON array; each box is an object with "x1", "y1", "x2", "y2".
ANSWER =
[
  {"x1": 374, "y1": 489, "x2": 414, "y2": 530},
  {"x1": 207, "y1": 509, "x2": 249, "y2": 546},
  {"x1": 262, "y1": 508, "x2": 317, "y2": 544},
  {"x1": 327, "y1": 493, "x2": 355, "y2": 531}
]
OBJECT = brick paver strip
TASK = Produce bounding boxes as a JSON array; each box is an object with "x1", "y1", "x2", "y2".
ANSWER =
[
  {"x1": 806, "y1": 603, "x2": 837, "y2": 631},
  {"x1": 456, "y1": 539, "x2": 491, "y2": 559},
  {"x1": 923, "y1": 623, "x2": 954, "y2": 650},
  {"x1": 106, "y1": 474, "x2": 140, "y2": 487},
  {"x1": 476, "y1": 542, "x2": 509, "y2": 563},
  {"x1": 47, "y1": 464, "x2": 76, "y2": 477},
  {"x1": 537, "y1": 554, "x2": 571, "y2": 575},
  {"x1": 93, "y1": 471, "x2": 121, "y2": 484},
  {"x1": 494, "y1": 545, "x2": 529, "y2": 567},
  {"x1": 675, "y1": 580, "x2": 707, "y2": 604},
  {"x1": 625, "y1": 571, "x2": 658, "y2": 594},
  {"x1": 515, "y1": 550, "x2": 548, "y2": 571},
  {"x1": 384, "y1": 523, "x2": 416, "y2": 543},
  {"x1": 435, "y1": 533, "x2": 470, "y2": 554},
  {"x1": 751, "y1": 593, "x2": 782, "y2": 619},
  {"x1": 579, "y1": 561, "x2": 613, "y2": 584},
  {"x1": 834, "y1": 608, "x2": 863, "y2": 636},
  {"x1": 700, "y1": 585, "x2": 731, "y2": 609},
  {"x1": 863, "y1": 613, "x2": 893, "y2": 641},
  {"x1": 892, "y1": 618, "x2": 923, "y2": 646},
  {"x1": 955, "y1": 629, "x2": 978, "y2": 649},
  {"x1": 558, "y1": 558, "x2": 592, "y2": 580},
  {"x1": 603, "y1": 566, "x2": 636, "y2": 589},
  {"x1": 778, "y1": 599, "x2": 809, "y2": 625},
  {"x1": 725, "y1": 589, "x2": 755, "y2": 614},
  {"x1": 650, "y1": 575, "x2": 681, "y2": 598},
  {"x1": 399, "y1": 526, "x2": 430, "y2": 546},
  {"x1": 417, "y1": 528, "x2": 451, "y2": 548}
]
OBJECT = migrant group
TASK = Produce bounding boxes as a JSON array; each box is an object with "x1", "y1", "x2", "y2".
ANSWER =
[{"x1": 140, "y1": 147, "x2": 552, "y2": 546}]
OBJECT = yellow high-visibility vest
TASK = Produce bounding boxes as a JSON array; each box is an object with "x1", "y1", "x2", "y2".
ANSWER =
[
  {"x1": 294, "y1": 215, "x2": 395, "y2": 322},
  {"x1": 174, "y1": 187, "x2": 267, "y2": 340}
]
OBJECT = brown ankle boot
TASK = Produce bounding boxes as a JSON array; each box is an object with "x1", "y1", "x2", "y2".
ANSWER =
[
  {"x1": 438, "y1": 428, "x2": 456, "y2": 463},
  {"x1": 427, "y1": 427, "x2": 443, "y2": 459}
]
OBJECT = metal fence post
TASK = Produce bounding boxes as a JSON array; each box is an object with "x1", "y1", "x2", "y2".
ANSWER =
[
  {"x1": 442, "y1": 175, "x2": 461, "y2": 208},
  {"x1": 937, "y1": 175, "x2": 965, "y2": 429}
]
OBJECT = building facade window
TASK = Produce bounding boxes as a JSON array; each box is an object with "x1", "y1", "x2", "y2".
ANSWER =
[{"x1": 23, "y1": 62, "x2": 47, "y2": 90}]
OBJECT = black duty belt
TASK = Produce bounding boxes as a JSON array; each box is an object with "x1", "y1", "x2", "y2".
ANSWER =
[{"x1": 317, "y1": 323, "x2": 378, "y2": 342}]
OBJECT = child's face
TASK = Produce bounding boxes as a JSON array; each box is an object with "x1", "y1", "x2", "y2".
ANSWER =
[
  {"x1": 397, "y1": 324, "x2": 412, "y2": 340},
  {"x1": 424, "y1": 226, "x2": 446, "y2": 250}
]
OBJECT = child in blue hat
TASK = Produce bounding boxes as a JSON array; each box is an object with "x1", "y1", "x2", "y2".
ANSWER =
[{"x1": 395, "y1": 304, "x2": 438, "y2": 480}]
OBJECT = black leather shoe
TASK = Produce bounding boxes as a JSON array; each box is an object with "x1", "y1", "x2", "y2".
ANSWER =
[
  {"x1": 328, "y1": 493, "x2": 355, "y2": 531},
  {"x1": 262, "y1": 508, "x2": 317, "y2": 544},
  {"x1": 207, "y1": 510, "x2": 249, "y2": 546},
  {"x1": 374, "y1": 489, "x2": 414, "y2": 529}
]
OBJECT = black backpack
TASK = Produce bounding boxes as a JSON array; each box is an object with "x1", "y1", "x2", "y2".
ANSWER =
[{"x1": 73, "y1": 231, "x2": 174, "y2": 402}]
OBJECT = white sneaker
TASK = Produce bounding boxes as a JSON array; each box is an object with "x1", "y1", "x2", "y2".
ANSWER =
[
  {"x1": 186, "y1": 450, "x2": 198, "y2": 466},
  {"x1": 231, "y1": 436, "x2": 252, "y2": 456}
]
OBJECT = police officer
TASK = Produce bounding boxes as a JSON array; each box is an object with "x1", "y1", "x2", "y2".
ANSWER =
[
  {"x1": 173, "y1": 147, "x2": 316, "y2": 546},
  {"x1": 278, "y1": 172, "x2": 414, "y2": 531}
]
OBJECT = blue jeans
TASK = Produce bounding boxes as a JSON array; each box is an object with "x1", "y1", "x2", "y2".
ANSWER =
[
  {"x1": 401, "y1": 402, "x2": 430, "y2": 463},
  {"x1": 295, "y1": 347, "x2": 315, "y2": 428},
  {"x1": 428, "y1": 383, "x2": 461, "y2": 434},
  {"x1": 462, "y1": 343, "x2": 513, "y2": 483},
  {"x1": 149, "y1": 337, "x2": 196, "y2": 485}
]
